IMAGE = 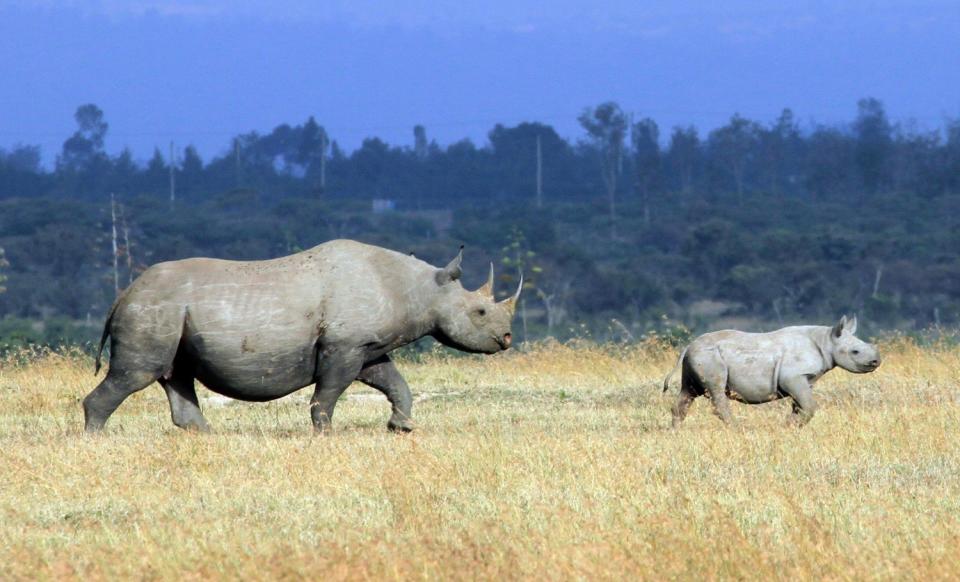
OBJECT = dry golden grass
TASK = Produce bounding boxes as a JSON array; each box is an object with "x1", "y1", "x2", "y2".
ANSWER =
[{"x1": 1, "y1": 338, "x2": 959, "y2": 580}]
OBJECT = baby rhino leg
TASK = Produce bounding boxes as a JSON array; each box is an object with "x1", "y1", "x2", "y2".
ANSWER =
[
  {"x1": 671, "y1": 366, "x2": 702, "y2": 428},
  {"x1": 691, "y1": 349, "x2": 734, "y2": 425},
  {"x1": 780, "y1": 375, "x2": 817, "y2": 427}
]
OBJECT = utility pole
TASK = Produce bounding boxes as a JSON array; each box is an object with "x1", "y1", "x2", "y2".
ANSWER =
[
  {"x1": 535, "y1": 134, "x2": 543, "y2": 208},
  {"x1": 168, "y1": 141, "x2": 176, "y2": 206},
  {"x1": 110, "y1": 193, "x2": 119, "y2": 297},
  {"x1": 118, "y1": 203, "x2": 134, "y2": 285}
]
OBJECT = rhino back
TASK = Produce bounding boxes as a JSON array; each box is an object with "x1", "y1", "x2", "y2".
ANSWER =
[
  {"x1": 111, "y1": 240, "x2": 437, "y2": 399},
  {"x1": 307, "y1": 240, "x2": 438, "y2": 344}
]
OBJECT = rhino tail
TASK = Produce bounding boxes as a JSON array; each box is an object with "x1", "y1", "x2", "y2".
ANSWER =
[
  {"x1": 662, "y1": 346, "x2": 689, "y2": 393},
  {"x1": 94, "y1": 299, "x2": 120, "y2": 375}
]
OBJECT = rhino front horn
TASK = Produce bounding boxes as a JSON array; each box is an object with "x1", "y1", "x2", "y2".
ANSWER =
[
  {"x1": 476, "y1": 262, "x2": 495, "y2": 297},
  {"x1": 501, "y1": 271, "x2": 523, "y2": 313}
]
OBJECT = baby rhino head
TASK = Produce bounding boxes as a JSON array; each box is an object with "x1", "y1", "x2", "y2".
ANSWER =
[{"x1": 830, "y1": 315, "x2": 881, "y2": 373}]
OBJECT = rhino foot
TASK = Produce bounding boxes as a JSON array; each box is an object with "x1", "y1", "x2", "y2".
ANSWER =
[
  {"x1": 176, "y1": 421, "x2": 211, "y2": 433},
  {"x1": 387, "y1": 418, "x2": 414, "y2": 433}
]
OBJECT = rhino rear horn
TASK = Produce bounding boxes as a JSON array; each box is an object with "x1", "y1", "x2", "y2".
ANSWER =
[
  {"x1": 435, "y1": 245, "x2": 464, "y2": 285},
  {"x1": 476, "y1": 262, "x2": 495, "y2": 297}
]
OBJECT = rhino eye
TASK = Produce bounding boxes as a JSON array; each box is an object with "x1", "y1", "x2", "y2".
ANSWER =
[
  {"x1": 476, "y1": 308, "x2": 486, "y2": 317},
  {"x1": 852, "y1": 350, "x2": 860, "y2": 355}
]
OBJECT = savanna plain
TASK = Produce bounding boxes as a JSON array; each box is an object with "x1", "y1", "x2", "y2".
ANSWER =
[{"x1": 2, "y1": 339, "x2": 959, "y2": 580}]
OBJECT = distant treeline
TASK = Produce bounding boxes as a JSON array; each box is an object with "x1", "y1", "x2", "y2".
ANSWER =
[{"x1": 1, "y1": 99, "x2": 959, "y2": 346}]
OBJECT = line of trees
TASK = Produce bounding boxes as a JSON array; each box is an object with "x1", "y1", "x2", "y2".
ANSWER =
[
  {"x1": 1, "y1": 98, "x2": 959, "y2": 346},
  {"x1": 3, "y1": 98, "x2": 958, "y2": 211}
]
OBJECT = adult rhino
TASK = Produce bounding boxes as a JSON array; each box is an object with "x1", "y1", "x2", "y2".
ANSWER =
[
  {"x1": 662, "y1": 316, "x2": 880, "y2": 427},
  {"x1": 84, "y1": 239, "x2": 520, "y2": 433}
]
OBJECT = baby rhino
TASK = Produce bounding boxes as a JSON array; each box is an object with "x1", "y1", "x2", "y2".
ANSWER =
[{"x1": 663, "y1": 316, "x2": 880, "y2": 427}]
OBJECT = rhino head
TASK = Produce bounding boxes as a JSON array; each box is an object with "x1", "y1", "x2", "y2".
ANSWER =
[
  {"x1": 829, "y1": 315, "x2": 881, "y2": 373},
  {"x1": 430, "y1": 248, "x2": 521, "y2": 354}
]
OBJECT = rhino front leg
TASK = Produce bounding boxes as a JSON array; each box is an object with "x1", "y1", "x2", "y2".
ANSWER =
[
  {"x1": 780, "y1": 375, "x2": 817, "y2": 427},
  {"x1": 357, "y1": 354, "x2": 414, "y2": 432},
  {"x1": 310, "y1": 348, "x2": 364, "y2": 433},
  {"x1": 160, "y1": 372, "x2": 210, "y2": 432}
]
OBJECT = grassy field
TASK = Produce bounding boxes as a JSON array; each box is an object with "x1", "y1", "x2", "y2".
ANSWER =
[{"x1": 1, "y1": 338, "x2": 959, "y2": 580}]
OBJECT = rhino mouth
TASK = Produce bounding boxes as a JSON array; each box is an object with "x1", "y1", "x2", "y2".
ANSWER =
[{"x1": 496, "y1": 333, "x2": 512, "y2": 350}]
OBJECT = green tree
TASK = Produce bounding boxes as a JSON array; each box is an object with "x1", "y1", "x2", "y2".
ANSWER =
[
  {"x1": 759, "y1": 109, "x2": 802, "y2": 196},
  {"x1": 179, "y1": 145, "x2": 205, "y2": 195},
  {"x1": 631, "y1": 117, "x2": 661, "y2": 225},
  {"x1": 2, "y1": 144, "x2": 41, "y2": 173},
  {"x1": 666, "y1": 126, "x2": 699, "y2": 195},
  {"x1": 853, "y1": 97, "x2": 893, "y2": 195},
  {"x1": 946, "y1": 120, "x2": 960, "y2": 194},
  {"x1": 298, "y1": 116, "x2": 329, "y2": 193},
  {"x1": 708, "y1": 114, "x2": 761, "y2": 205},
  {"x1": 579, "y1": 102, "x2": 627, "y2": 235},
  {"x1": 0, "y1": 247, "x2": 8, "y2": 294},
  {"x1": 413, "y1": 125, "x2": 429, "y2": 161},
  {"x1": 58, "y1": 103, "x2": 109, "y2": 172},
  {"x1": 804, "y1": 126, "x2": 853, "y2": 200},
  {"x1": 145, "y1": 147, "x2": 167, "y2": 189},
  {"x1": 488, "y1": 122, "x2": 572, "y2": 204},
  {"x1": 111, "y1": 147, "x2": 138, "y2": 193}
]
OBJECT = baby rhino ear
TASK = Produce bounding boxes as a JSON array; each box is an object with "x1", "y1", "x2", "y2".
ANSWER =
[
  {"x1": 832, "y1": 315, "x2": 858, "y2": 337},
  {"x1": 832, "y1": 315, "x2": 848, "y2": 338},
  {"x1": 845, "y1": 315, "x2": 858, "y2": 335}
]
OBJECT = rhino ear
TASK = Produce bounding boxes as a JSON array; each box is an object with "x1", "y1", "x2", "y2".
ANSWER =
[
  {"x1": 435, "y1": 245, "x2": 464, "y2": 286},
  {"x1": 832, "y1": 315, "x2": 848, "y2": 338}
]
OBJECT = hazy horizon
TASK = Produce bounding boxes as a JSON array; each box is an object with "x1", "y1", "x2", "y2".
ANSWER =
[{"x1": 2, "y1": 0, "x2": 958, "y2": 165}]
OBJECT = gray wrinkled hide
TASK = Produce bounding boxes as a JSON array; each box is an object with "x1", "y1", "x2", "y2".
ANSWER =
[
  {"x1": 663, "y1": 316, "x2": 881, "y2": 427},
  {"x1": 83, "y1": 239, "x2": 519, "y2": 433}
]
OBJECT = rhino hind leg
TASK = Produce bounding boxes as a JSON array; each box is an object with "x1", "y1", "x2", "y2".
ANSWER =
[
  {"x1": 84, "y1": 306, "x2": 186, "y2": 432},
  {"x1": 83, "y1": 368, "x2": 160, "y2": 432},
  {"x1": 693, "y1": 350, "x2": 735, "y2": 425},
  {"x1": 159, "y1": 367, "x2": 210, "y2": 432}
]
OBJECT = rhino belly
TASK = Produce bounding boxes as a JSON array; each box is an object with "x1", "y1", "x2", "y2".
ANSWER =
[
  {"x1": 726, "y1": 367, "x2": 780, "y2": 404},
  {"x1": 185, "y1": 332, "x2": 317, "y2": 401}
]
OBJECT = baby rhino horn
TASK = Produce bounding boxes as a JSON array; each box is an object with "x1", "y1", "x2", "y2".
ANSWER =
[{"x1": 476, "y1": 263, "x2": 495, "y2": 297}]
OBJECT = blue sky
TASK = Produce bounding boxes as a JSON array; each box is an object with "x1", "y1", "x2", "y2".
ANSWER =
[{"x1": 1, "y1": 0, "x2": 958, "y2": 164}]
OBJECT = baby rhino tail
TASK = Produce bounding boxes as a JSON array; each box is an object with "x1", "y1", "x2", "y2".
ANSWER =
[
  {"x1": 662, "y1": 346, "x2": 689, "y2": 393},
  {"x1": 94, "y1": 299, "x2": 121, "y2": 375}
]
